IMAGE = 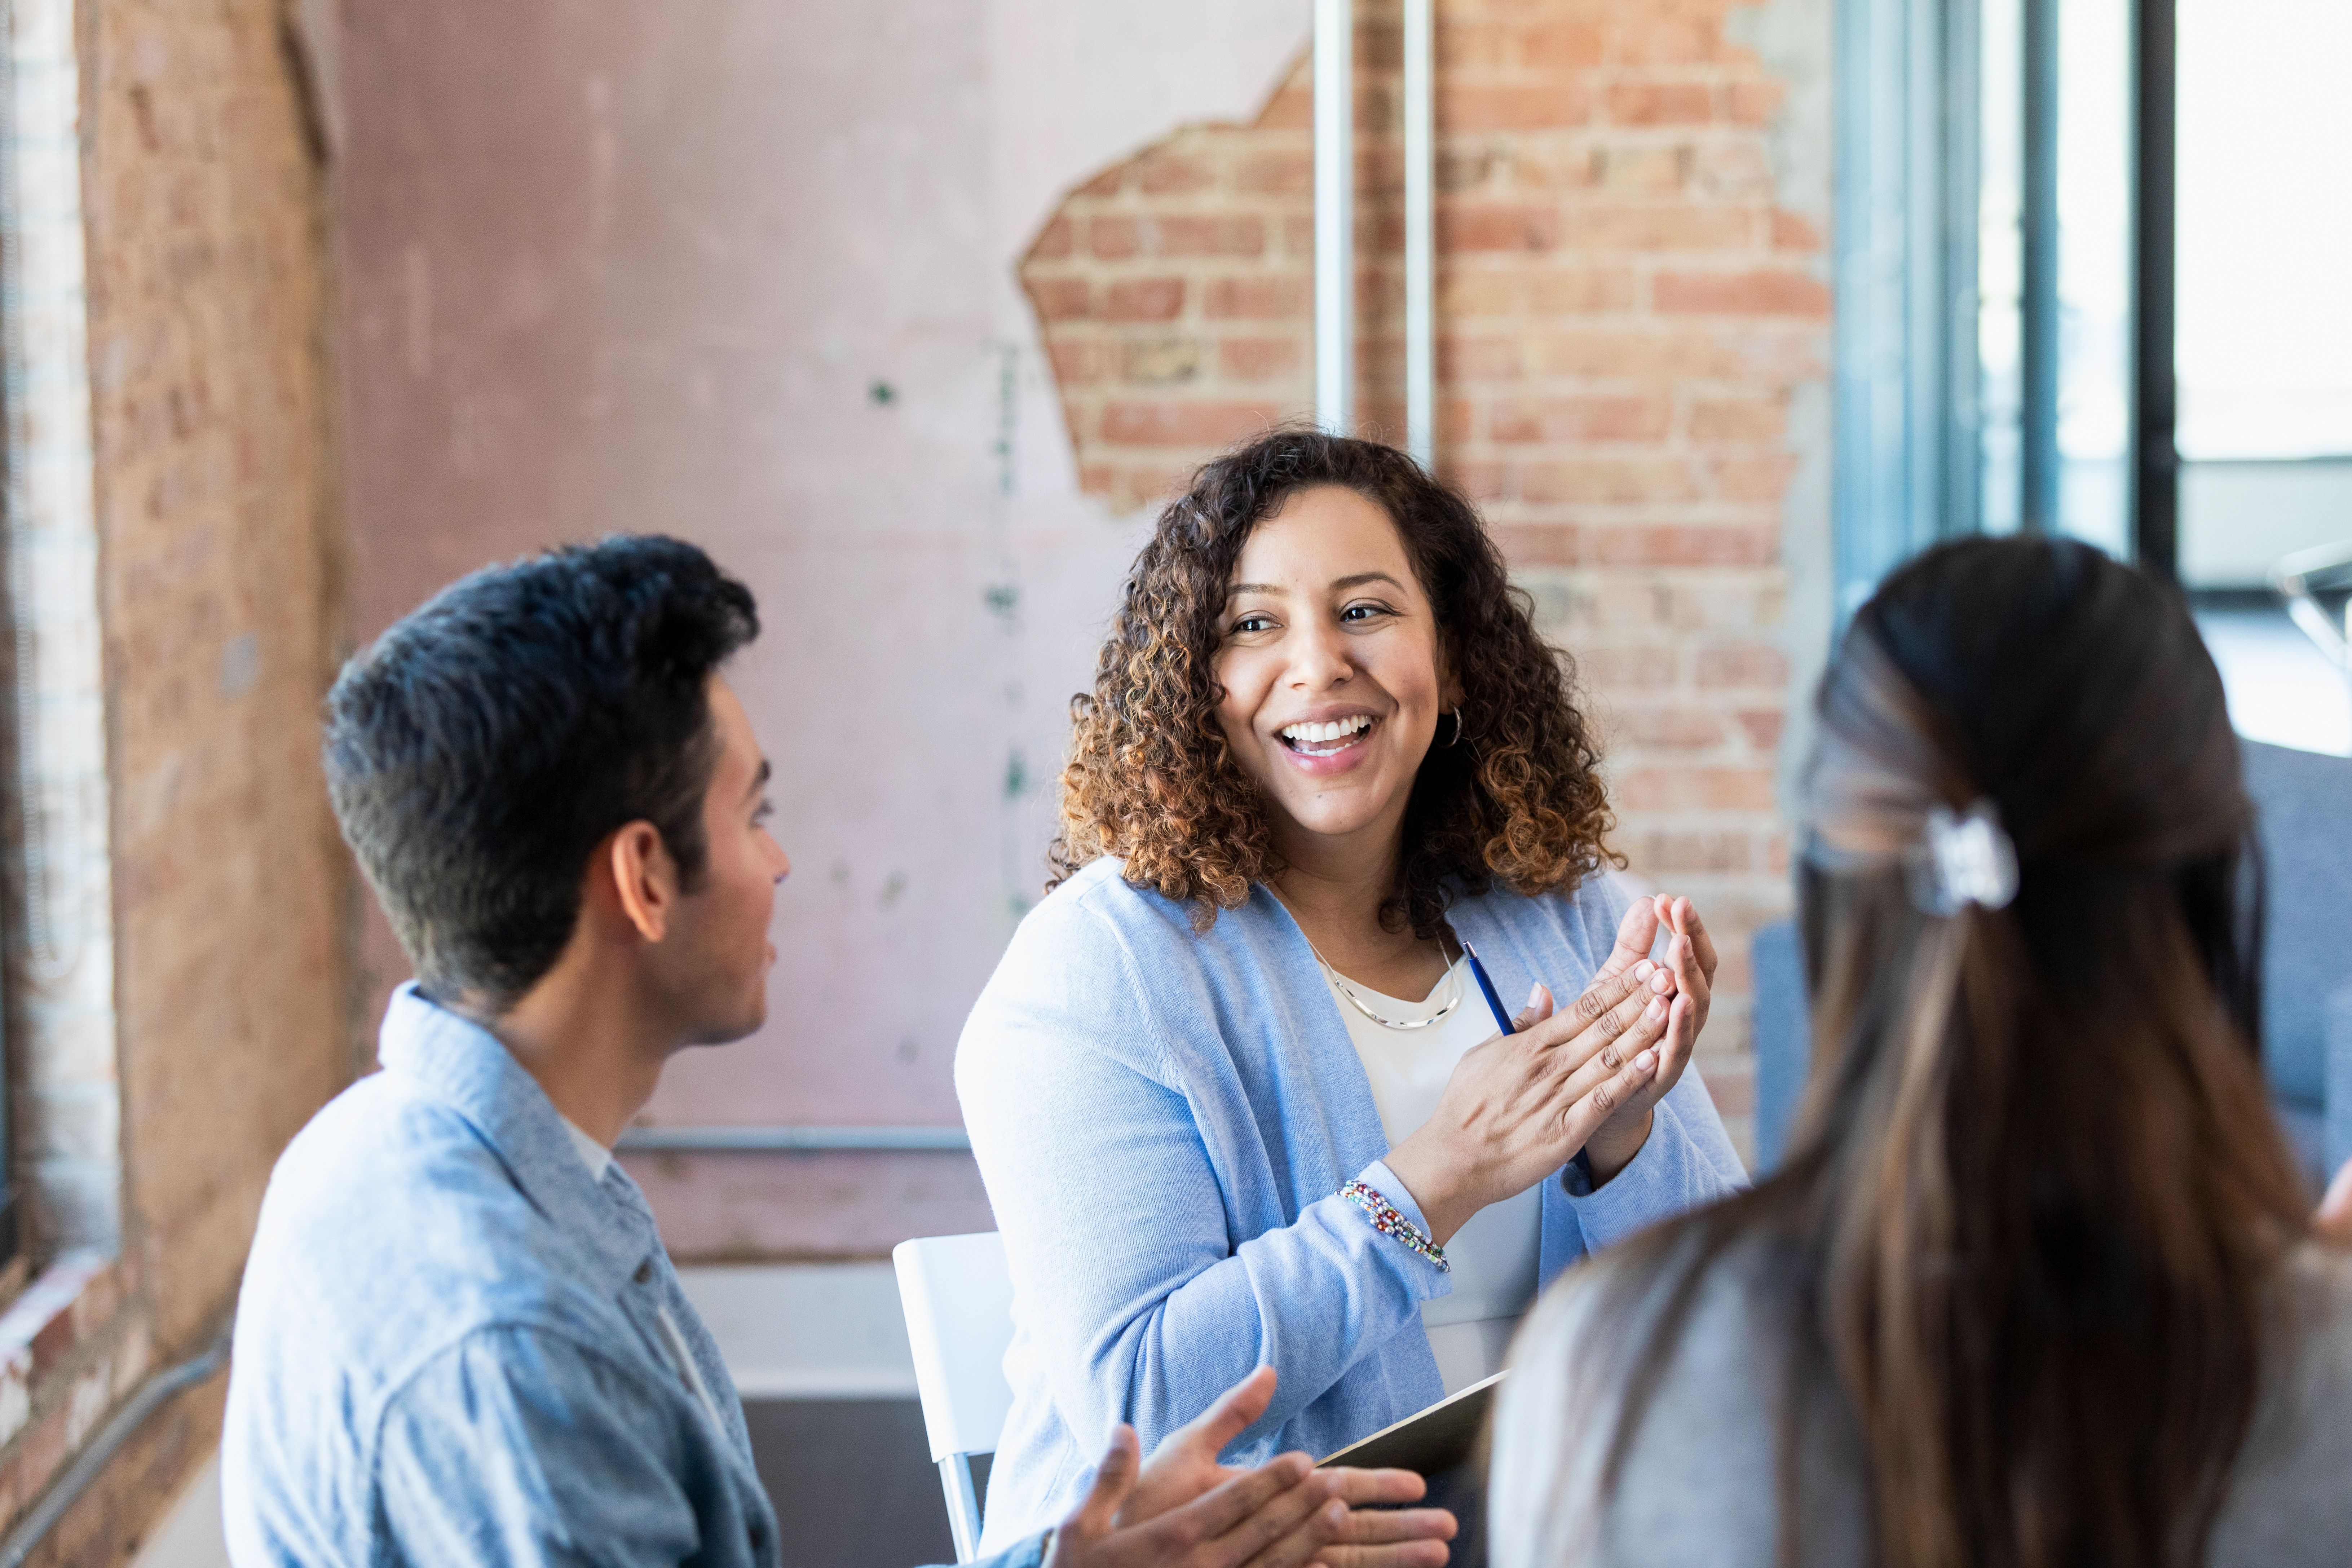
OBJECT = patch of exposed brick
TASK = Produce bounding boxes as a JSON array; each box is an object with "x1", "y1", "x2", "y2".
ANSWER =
[{"x1": 1019, "y1": 0, "x2": 1832, "y2": 1156}]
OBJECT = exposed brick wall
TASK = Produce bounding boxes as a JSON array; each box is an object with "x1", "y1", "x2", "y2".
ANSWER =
[
  {"x1": 0, "y1": 1252, "x2": 157, "y2": 1552},
  {"x1": 87, "y1": 0, "x2": 350, "y2": 1358},
  {"x1": 1018, "y1": 62, "x2": 1318, "y2": 515},
  {"x1": 0, "y1": 0, "x2": 349, "y2": 1559},
  {"x1": 1020, "y1": 0, "x2": 1832, "y2": 1152},
  {"x1": 24, "y1": 1371, "x2": 222, "y2": 1568}
]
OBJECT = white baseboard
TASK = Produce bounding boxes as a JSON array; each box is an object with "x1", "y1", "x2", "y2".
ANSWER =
[{"x1": 134, "y1": 1452, "x2": 231, "y2": 1568}]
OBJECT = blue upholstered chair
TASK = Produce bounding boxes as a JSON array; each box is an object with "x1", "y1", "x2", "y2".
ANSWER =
[
  {"x1": 1749, "y1": 739, "x2": 2352, "y2": 1191},
  {"x1": 1749, "y1": 919, "x2": 1810, "y2": 1173}
]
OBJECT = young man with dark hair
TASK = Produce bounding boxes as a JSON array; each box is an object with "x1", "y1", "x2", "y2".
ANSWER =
[{"x1": 221, "y1": 537, "x2": 1452, "y2": 1567}]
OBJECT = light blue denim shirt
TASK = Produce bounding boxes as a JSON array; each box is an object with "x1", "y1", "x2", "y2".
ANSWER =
[
  {"x1": 957, "y1": 861, "x2": 1747, "y2": 1549},
  {"x1": 224, "y1": 985, "x2": 1047, "y2": 1568}
]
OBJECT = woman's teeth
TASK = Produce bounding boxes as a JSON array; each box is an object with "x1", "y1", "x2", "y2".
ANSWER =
[{"x1": 1280, "y1": 715, "x2": 1373, "y2": 755}]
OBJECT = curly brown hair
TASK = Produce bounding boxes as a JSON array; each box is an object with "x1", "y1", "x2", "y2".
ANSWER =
[{"x1": 1049, "y1": 428, "x2": 1619, "y2": 936}]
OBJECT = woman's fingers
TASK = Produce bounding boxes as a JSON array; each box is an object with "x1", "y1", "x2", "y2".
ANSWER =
[
  {"x1": 1551, "y1": 973, "x2": 1670, "y2": 1076},
  {"x1": 1561, "y1": 989, "x2": 1671, "y2": 1096},
  {"x1": 1666, "y1": 990, "x2": 1698, "y2": 1063},
  {"x1": 1667, "y1": 930, "x2": 1709, "y2": 1034},
  {"x1": 1512, "y1": 966, "x2": 1642, "y2": 1055},
  {"x1": 1597, "y1": 895, "x2": 1662, "y2": 979},
  {"x1": 1680, "y1": 897, "x2": 1719, "y2": 984},
  {"x1": 1557, "y1": 1041, "x2": 1660, "y2": 1145},
  {"x1": 1568, "y1": 966, "x2": 1649, "y2": 1032},
  {"x1": 1509, "y1": 982, "x2": 1553, "y2": 1034},
  {"x1": 1649, "y1": 992, "x2": 1698, "y2": 1097},
  {"x1": 1630, "y1": 956, "x2": 1674, "y2": 1000}
]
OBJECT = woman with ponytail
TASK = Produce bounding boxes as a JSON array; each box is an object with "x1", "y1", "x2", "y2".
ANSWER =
[{"x1": 1491, "y1": 536, "x2": 2352, "y2": 1568}]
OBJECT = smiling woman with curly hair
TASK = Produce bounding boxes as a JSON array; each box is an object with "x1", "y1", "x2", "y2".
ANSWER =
[
  {"x1": 1051, "y1": 430, "x2": 1617, "y2": 935},
  {"x1": 956, "y1": 430, "x2": 1744, "y2": 1554}
]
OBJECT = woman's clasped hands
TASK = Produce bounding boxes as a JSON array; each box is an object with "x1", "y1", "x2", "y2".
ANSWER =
[
  {"x1": 1045, "y1": 1366, "x2": 1455, "y2": 1568},
  {"x1": 1383, "y1": 894, "x2": 1717, "y2": 1247}
]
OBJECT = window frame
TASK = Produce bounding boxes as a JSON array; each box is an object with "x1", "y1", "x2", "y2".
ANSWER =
[{"x1": 1833, "y1": 0, "x2": 2180, "y2": 596}]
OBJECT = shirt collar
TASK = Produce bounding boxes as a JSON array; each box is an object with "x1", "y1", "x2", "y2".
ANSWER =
[
  {"x1": 375, "y1": 982, "x2": 653, "y2": 1282},
  {"x1": 560, "y1": 1114, "x2": 614, "y2": 1181}
]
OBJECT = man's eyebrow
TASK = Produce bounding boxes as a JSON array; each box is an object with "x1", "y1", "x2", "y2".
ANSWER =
[{"x1": 746, "y1": 758, "x2": 772, "y2": 799}]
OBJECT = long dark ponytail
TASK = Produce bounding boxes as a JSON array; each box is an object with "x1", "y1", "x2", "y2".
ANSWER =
[{"x1": 1555, "y1": 538, "x2": 2310, "y2": 1568}]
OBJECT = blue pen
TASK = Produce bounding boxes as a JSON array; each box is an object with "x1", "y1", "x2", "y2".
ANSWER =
[{"x1": 1460, "y1": 941, "x2": 1517, "y2": 1035}]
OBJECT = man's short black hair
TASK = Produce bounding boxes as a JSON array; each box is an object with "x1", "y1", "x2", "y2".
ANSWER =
[{"x1": 325, "y1": 535, "x2": 759, "y2": 1011}]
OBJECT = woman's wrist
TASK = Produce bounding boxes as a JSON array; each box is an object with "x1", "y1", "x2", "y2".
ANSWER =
[
  {"x1": 1379, "y1": 1136, "x2": 1475, "y2": 1247},
  {"x1": 1581, "y1": 1108, "x2": 1655, "y2": 1187}
]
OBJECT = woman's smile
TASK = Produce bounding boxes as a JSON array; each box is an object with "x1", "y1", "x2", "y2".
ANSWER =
[{"x1": 1276, "y1": 711, "x2": 1381, "y2": 768}]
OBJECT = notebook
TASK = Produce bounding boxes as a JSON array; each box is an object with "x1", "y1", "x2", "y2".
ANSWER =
[
  {"x1": 1317, "y1": 1372, "x2": 1501, "y2": 1568},
  {"x1": 1316, "y1": 1369, "x2": 1501, "y2": 1473}
]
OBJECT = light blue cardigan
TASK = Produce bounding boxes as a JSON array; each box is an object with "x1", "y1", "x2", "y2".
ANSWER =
[{"x1": 956, "y1": 858, "x2": 1746, "y2": 1547}]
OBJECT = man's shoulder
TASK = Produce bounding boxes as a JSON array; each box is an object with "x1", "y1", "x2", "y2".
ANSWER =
[
  {"x1": 224, "y1": 1067, "x2": 644, "y2": 1559},
  {"x1": 241, "y1": 1070, "x2": 614, "y2": 1383},
  {"x1": 261, "y1": 1066, "x2": 528, "y2": 1240}
]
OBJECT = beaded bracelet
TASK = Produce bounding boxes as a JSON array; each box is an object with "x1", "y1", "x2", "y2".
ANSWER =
[{"x1": 1338, "y1": 1179, "x2": 1449, "y2": 1273}]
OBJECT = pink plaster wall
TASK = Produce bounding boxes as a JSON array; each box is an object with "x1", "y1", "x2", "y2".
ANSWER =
[{"x1": 336, "y1": 1, "x2": 1310, "y2": 1255}]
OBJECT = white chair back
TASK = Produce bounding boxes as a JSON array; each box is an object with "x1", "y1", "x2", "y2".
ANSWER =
[{"x1": 893, "y1": 1232, "x2": 1017, "y2": 1562}]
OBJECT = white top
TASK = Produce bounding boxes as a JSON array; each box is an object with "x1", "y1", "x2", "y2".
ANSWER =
[
  {"x1": 1320, "y1": 957, "x2": 1542, "y2": 1394},
  {"x1": 560, "y1": 1116, "x2": 728, "y2": 1434},
  {"x1": 1493, "y1": 1238, "x2": 2352, "y2": 1568}
]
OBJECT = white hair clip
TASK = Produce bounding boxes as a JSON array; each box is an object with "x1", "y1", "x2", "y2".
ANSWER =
[{"x1": 1908, "y1": 799, "x2": 2019, "y2": 917}]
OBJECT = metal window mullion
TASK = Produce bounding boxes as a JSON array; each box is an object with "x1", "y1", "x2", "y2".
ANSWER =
[
  {"x1": 1941, "y1": 0, "x2": 1985, "y2": 542},
  {"x1": 614, "y1": 1126, "x2": 971, "y2": 1154},
  {"x1": 1314, "y1": 0, "x2": 1354, "y2": 435},
  {"x1": 1402, "y1": 0, "x2": 1434, "y2": 467},
  {"x1": 2129, "y1": 0, "x2": 2179, "y2": 577},
  {"x1": 2018, "y1": 0, "x2": 2061, "y2": 534},
  {"x1": 1835, "y1": 0, "x2": 1921, "y2": 616},
  {"x1": 1902, "y1": 0, "x2": 1947, "y2": 550},
  {"x1": 1835, "y1": 0, "x2": 1991, "y2": 620}
]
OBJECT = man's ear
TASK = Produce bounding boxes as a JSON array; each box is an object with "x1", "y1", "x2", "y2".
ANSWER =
[{"x1": 604, "y1": 821, "x2": 680, "y2": 944}]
